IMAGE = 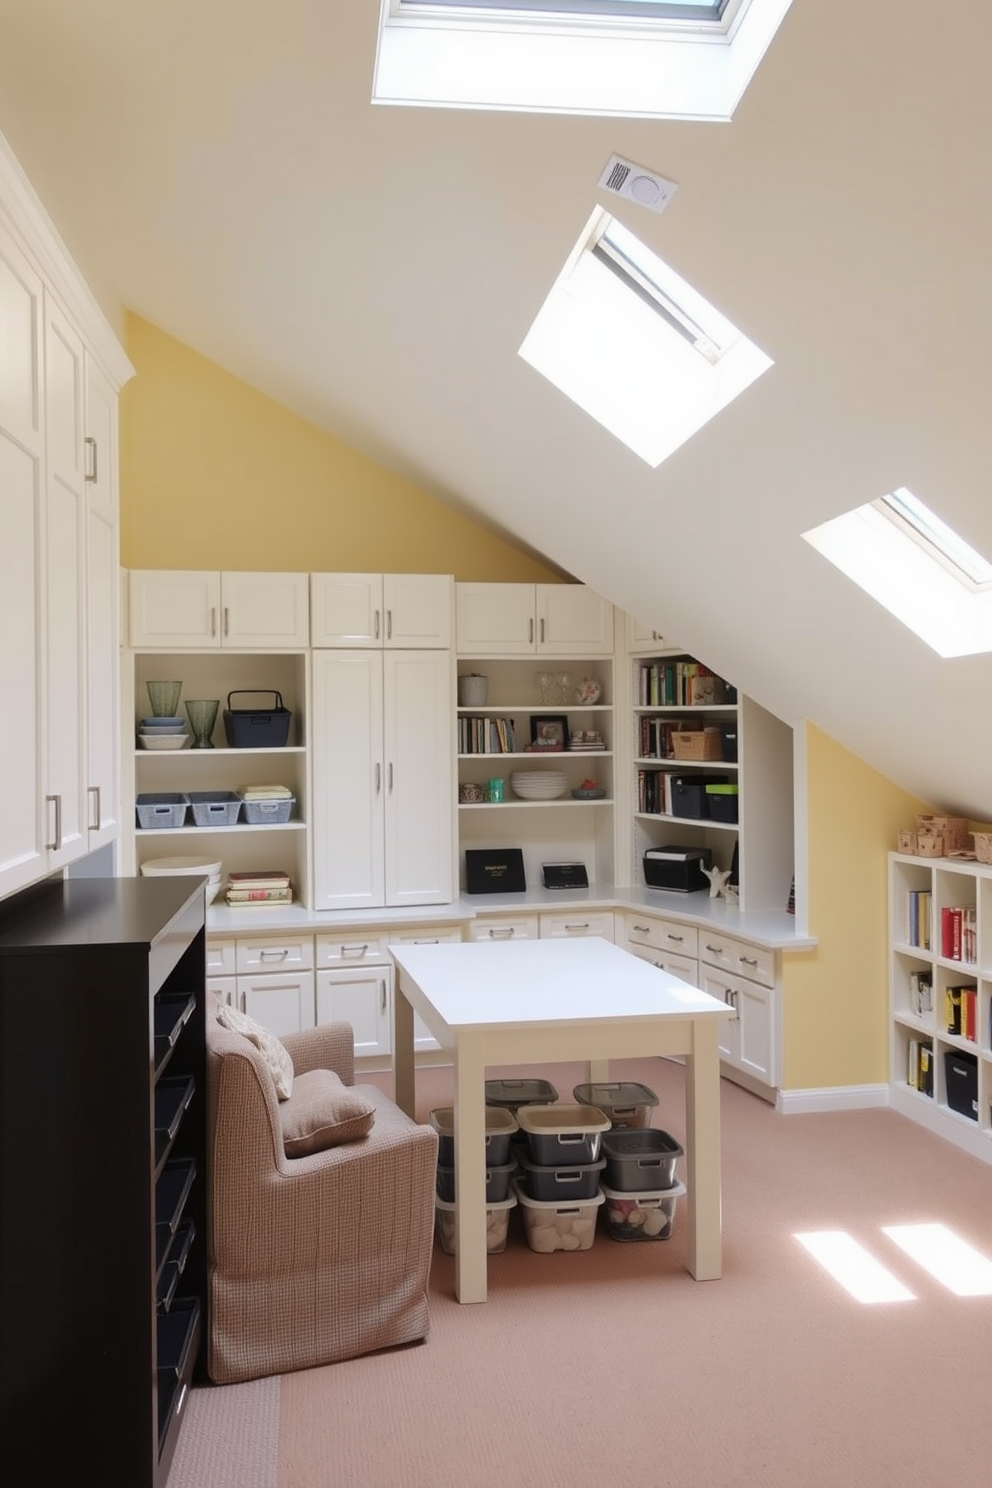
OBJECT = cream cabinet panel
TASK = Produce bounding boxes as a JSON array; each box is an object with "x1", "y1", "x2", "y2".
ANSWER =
[
  {"x1": 206, "y1": 939, "x2": 237, "y2": 977},
  {"x1": 83, "y1": 355, "x2": 120, "y2": 850},
  {"x1": 625, "y1": 613, "x2": 672, "y2": 654},
  {"x1": 206, "y1": 975, "x2": 236, "y2": 1003},
  {"x1": 315, "y1": 931, "x2": 390, "y2": 967},
  {"x1": 657, "y1": 951, "x2": 699, "y2": 986},
  {"x1": 456, "y1": 582, "x2": 614, "y2": 656},
  {"x1": 539, "y1": 911, "x2": 615, "y2": 940},
  {"x1": 240, "y1": 970, "x2": 316, "y2": 1037},
  {"x1": 128, "y1": 570, "x2": 309, "y2": 648},
  {"x1": 625, "y1": 914, "x2": 698, "y2": 960},
  {"x1": 312, "y1": 649, "x2": 386, "y2": 911},
  {"x1": 43, "y1": 299, "x2": 88, "y2": 869},
  {"x1": 382, "y1": 650, "x2": 454, "y2": 907},
  {"x1": 235, "y1": 935, "x2": 314, "y2": 976},
  {"x1": 467, "y1": 915, "x2": 539, "y2": 942},
  {"x1": 316, "y1": 965, "x2": 392, "y2": 1059},
  {"x1": 310, "y1": 572, "x2": 452, "y2": 648},
  {"x1": 701, "y1": 967, "x2": 774, "y2": 1085},
  {"x1": 699, "y1": 931, "x2": 775, "y2": 988}
]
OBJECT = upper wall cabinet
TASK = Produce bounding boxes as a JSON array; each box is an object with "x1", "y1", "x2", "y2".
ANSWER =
[
  {"x1": 310, "y1": 573, "x2": 453, "y2": 649},
  {"x1": 456, "y1": 583, "x2": 614, "y2": 656},
  {"x1": 128, "y1": 570, "x2": 310, "y2": 649},
  {"x1": 625, "y1": 614, "x2": 670, "y2": 654}
]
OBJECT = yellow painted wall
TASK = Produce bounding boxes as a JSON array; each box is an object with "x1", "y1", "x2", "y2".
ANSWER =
[
  {"x1": 120, "y1": 315, "x2": 567, "y2": 580},
  {"x1": 782, "y1": 724, "x2": 932, "y2": 1090}
]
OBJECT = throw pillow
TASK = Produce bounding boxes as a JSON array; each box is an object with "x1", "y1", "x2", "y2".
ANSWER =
[
  {"x1": 280, "y1": 1069, "x2": 376, "y2": 1157},
  {"x1": 216, "y1": 1001, "x2": 294, "y2": 1100}
]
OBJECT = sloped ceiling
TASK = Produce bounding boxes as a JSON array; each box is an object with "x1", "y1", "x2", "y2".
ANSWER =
[{"x1": 1, "y1": 0, "x2": 990, "y2": 816}]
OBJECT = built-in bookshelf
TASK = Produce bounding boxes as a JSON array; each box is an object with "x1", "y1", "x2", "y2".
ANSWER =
[{"x1": 889, "y1": 852, "x2": 992, "y2": 1165}]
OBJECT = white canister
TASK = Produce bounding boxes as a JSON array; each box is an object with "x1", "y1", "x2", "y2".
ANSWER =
[{"x1": 458, "y1": 673, "x2": 488, "y2": 706}]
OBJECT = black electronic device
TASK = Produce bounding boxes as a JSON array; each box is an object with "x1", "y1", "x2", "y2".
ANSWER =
[
  {"x1": 465, "y1": 848, "x2": 526, "y2": 895},
  {"x1": 542, "y1": 862, "x2": 589, "y2": 890}
]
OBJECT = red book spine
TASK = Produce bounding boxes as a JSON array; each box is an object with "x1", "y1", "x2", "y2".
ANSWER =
[{"x1": 941, "y1": 906, "x2": 953, "y2": 957}]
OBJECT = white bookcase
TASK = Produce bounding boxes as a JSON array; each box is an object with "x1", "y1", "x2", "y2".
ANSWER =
[{"x1": 889, "y1": 852, "x2": 992, "y2": 1165}]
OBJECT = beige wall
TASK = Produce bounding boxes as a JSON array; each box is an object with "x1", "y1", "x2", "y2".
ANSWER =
[
  {"x1": 120, "y1": 315, "x2": 566, "y2": 580},
  {"x1": 782, "y1": 724, "x2": 932, "y2": 1091}
]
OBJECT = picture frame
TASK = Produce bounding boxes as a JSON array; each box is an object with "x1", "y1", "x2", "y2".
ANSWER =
[{"x1": 530, "y1": 714, "x2": 568, "y2": 749}]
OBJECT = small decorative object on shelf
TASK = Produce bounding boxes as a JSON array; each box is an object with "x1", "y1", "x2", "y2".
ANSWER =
[
  {"x1": 573, "y1": 676, "x2": 602, "y2": 705},
  {"x1": 185, "y1": 698, "x2": 220, "y2": 749},
  {"x1": 536, "y1": 671, "x2": 553, "y2": 705},
  {"x1": 571, "y1": 780, "x2": 606, "y2": 800},
  {"x1": 459, "y1": 782, "x2": 485, "y2": 804},
  {"x1": 485, "y1": 778, "x2": 505, "y2": 803},
  {"x1": 569, "y1": 729, "x2": 605, "y2": 750},
  {"x1": 701, "y1": 864, "x2": 733, "y2": 900},
  {"x1": 555, "y1": 671, "x2": 572, "y2": 705},
  {"x1": 146, "y1": 679, "x2": 182, "y2": 717},
  {"x1": 529, "y1": 714, "x2": 568, "y2": 750},
  {"x1": 457, "y1": 673, "x2": 488, "y2": 706}
]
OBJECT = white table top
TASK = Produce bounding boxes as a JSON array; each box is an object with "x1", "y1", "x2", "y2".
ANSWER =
[{"x1": 390, "y1": 935, "x2": 732, "y2": 1033}]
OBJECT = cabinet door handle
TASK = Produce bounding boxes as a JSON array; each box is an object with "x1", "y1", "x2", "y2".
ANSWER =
[
  {"x1": 223, "y1": 606, "x2": 230, "y2": 637},
  {"x1": 380, "y1": 977, "x2": 387, "y2": 1014},
  {"x1": 740, "y1": 956, "x2": 758, "y2": 968},
  {"x1": 387, "y1": 609, "x2": 393, "y2": 640},
  {"x1": 45, "y1": 794, "x2": 62, "y2": 851},
  {"x1": 240, "y1": 990, "x2": 247, "y2": 1012},
  {"x1": 375, "y1": 762, "x2": 381, "y2": 793},
  {"x1": 260, "y1": 948, "x2": 289, "y2": 961},
  {"x1": 88, "y1": 785, "x2": 102, "y2": 831},
  {"x1": 539, "y1": 617, "x2": 545, "y2": 643},
  {"x1": 374, "y1": 609, "x2": 380, "y2": 639},
  {"x1": 388, "y1": 762, "x2": 394, "y2": 792},
  {"x1": 529, "y1": 618, "x2": 534, "y2": 644},
  {"x1": 84, "y1": 435, "x2": 97, "y2": 483},
  {"x1": 210, "y1": 606, "x2": 217, "y2": 637}
]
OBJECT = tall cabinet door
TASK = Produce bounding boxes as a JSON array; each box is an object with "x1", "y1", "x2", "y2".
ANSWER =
[
  {"x1": 0, "y1": 228, "x2": 46, "y2": 896},
  {"x1": 312, "y1": 649, "x2": 385, "y2": 910},
  {"x1": 43, "y1": 299, "x2": 87, "y2": 868},
  {"x1": 83, "y1": 355, "x2": 120, "y2": 851},
  {"x1": 383, "y1": 649, "x2": 454, "y2": 906}
]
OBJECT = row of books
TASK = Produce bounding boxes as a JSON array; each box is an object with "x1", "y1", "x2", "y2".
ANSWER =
[
  {"x1": 224, "y1": 870, "x2": 293, "y2": 906},
  {"x1": 636, "y1": 661, "x2": 729, "y2": 708},
  {"x1": 638, "y1": 717, "x2": 693, "y2": 760},
  {"x1": 907, "y1": 1039, "x2": 934, "y2": 1096},
  {"x1": 905, "y1": 889, "x2": 932, "y2": 950},
  {"x1": 636, "y1": 769, "x2": 678, "y2": 816},
  {"x1": 945, "y1": 985, "x2": 979, "y2": 1042},
  {"x1": 940, "y1": 904, "x2": 977, "y2": 962},
  {"x1": 908, "y1": 970, "x2": 933, "y2": 1016},
  {"x1": 457, "y1": 716, "x2": 517, "y2": 754}
]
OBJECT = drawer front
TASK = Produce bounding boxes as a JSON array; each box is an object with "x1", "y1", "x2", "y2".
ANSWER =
[
  {"x1": 236, "y1": 935, "x2": 314, "y2": 975},
  {"x1": 698, "y1": 932, "x2": 775, "y2": 987},
  {"x1": 387, "y1": 926, "x2": 463, "y2": 947},
  {"x1": 624, "y1": 914, "x2": 698, "y2": 959},
  {"x1": 206, "y1": 974, "x2": 235, "y2": 1004},
  {"x1": 206, "y1": 938, "x2": 236, "y2": 977},
  {"x1": 539, "y1": 911, "x2": 615, "y2": 941},
  {"x1": 315, "y1": 932, "x2": 390, "y2": 968},
  {"x1": 468, "y1": 916, "x2": 538, "y2": 942}
]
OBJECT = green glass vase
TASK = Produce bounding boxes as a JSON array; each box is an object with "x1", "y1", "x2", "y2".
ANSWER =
[{"x1": 185, "y1": 699, "x2": 220, "y2": 749}]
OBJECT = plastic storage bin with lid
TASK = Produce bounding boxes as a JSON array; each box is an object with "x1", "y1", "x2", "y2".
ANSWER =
[
  {"x1": 435, "y1": 1159, "x2": 517, "y2": 1205},
  {"x1": 434, "y1": 1193, "x2": 516, "y2": 1256},
  {"x1": 600, "y1": 1128, "x2": 683, "y2": 1192},
  {"x1": 484, "y1": 1078, "x2": 558, "y2": 1113},
  {"x1": 429, "y1": 1106, "x2": 517, "y2": 1167},
  {"x1": 516, "y1": 1151, "x2": 604, "y2": 1202},
  {"x1": 573, "y1": 1081, "x2": 658, "y2": 1131},
  {"x1": 512, "y1": 1177, "x2": 604, "y2": 1253},
  {"x1": 516, "y1": 1103, "x2": 610, "y2": 1165},
  {"x1": 601, "y1": 1181, "x2": 686, "y2": 1242}
]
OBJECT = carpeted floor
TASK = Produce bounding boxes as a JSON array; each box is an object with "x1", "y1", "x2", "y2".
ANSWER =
[{"x1": 172, "y1": 1056, "x2": 992, "y2": 1488}]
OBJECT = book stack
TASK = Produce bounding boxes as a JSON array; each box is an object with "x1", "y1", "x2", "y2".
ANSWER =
[
  {"x1": 225, "y1": 869, "x2": 293, "y2": 907},
  {"x1": 939, "y1": 904, "x2": 977, "y2": 962}
]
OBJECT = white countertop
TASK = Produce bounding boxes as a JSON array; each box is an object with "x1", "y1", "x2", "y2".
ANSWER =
[{"x1": 206, "y1": 883, "x2": 816, "y2": 951}]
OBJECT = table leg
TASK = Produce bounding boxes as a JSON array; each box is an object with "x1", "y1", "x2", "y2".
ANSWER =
[
  {"x1": 684, "y1": 1017, "x2": 722, "y2": 1281},
  {"x1": 453, "y1": 1035, "x2": 488, "y2": 1304},
  {"x1": 392, "y1": 973, "x2": 416, "y2": 1119},
  {"x1": 587, "y1": 1057, "x2": 610, "y2": 1083}
]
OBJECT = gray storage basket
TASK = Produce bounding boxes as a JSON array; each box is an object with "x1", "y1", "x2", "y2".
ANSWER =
[
  {"x1": 187, "y1": 790, "x2": 242, "y2": 827},
  {"x1": 135, "y1": 793, "x2": 189, "y2": 829},
  {"x1": 238, "y1": 794, "x2": 295, "y2": 825}
]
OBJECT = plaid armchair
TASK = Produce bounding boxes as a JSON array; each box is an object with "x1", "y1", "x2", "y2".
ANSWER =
[{"x1": 204, "y1": 1008, "x2": 438, "y2": 1384}]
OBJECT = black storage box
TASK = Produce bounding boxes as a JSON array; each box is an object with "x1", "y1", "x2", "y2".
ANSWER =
[
  {"x1": 705, "y1": 784, "x2": 739, "y2": 823},
  {"x1": 643, "y1": 846, "x2": 711, "y2": 893},
  {"x1": 671, "y1": 774, "x2": 727, "y2": 820},
  {"x1": 720, "y1": 722, "x2": 739, "y2": 762},
  {"x1": 944, "y1": 1050, "x2": 978, "y2": 1120},
  {"x1": 223, "y1": 690, "x2": 292, "y2": 748}
]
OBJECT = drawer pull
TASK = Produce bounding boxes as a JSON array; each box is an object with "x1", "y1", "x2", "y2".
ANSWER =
[
  {"x1": 341, "y1": 943, "x2": 370, "y2": 958},
  {"x1": 665, "y1": 932, "x2": 684, "y2": 943},
  {"x1": 260, "y1": 948, "x2": 289, "y2": 962},
  {"x1": 380, "y1": 978, "x2": 387, "y2": 1013},
  {"x1": 632, "y1": 923, "x2": 650, "y2": 934},
  {"x1": 739, "y1": 956, "x2": 759, "y2": 968},
  {"x1": 705, "y1": 942, "x2": 723, "y2": 955},
  {"x1": 488, "y1": 927, "x2": 514, "y2": 939},
  {"x1": 564, "y1": 922, "x2": 590, "y2": 931}
]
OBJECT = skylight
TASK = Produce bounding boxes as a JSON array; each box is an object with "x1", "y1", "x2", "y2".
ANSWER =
[
  {"x1": 373, "y1": 0, "x2": 795, "y2": 118},
  {"x1": 517, "y1": 206, "x2": 772, "y2": 466},
  {"x1": 802, "y1": 488, "x2": 992, "y2": 658}
]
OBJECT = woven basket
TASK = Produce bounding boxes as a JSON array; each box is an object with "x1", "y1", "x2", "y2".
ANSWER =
[
  {"x1": 972, "y1": 832, "x2": 992, "y2": 864},
  {"x1": 916, "y1": 832, "x2": 944, "y2": 858},
  {"x1": 672, "y1": 730, "x2": 722, "y2": 762}
]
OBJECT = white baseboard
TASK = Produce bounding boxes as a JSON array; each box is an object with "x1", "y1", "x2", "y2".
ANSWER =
[{"x1": 776, "y1": 1083, "x2": 890, "y2": 1115}]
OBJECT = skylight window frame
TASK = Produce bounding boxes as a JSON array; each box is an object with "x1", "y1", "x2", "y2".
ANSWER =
[
  {"x1": 874, "y1": 487, "x2": 992, "y2": 595},
  {"x1": 390, "y1": 0, "x2": 742, "y2": 38},
  {"x1": 590, "y1": 216, "x2": 726, "y2": 364}
]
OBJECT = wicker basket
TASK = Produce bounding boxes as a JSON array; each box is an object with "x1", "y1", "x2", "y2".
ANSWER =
[
  {"x1": 916, "y1": 832, "x2": 944, "y2": 858},
  {"x1": 672, "y1": 730, "x2": 723, "y2": 762},
  {"x1": 896, "y1": 829, "x2": 917, "y2": 854},
  {"x1": 972, "y1": 832, "x2": 992, "y2": 864},
  {"x1": 916, "y1": 814, "x2": 970, "y2": 851}
]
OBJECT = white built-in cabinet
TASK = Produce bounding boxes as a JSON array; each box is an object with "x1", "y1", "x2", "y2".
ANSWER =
[
  {"x1": 311, "y1": 643, "x2": 454, "y2": 912},
  {"x1": 456, "y1": 582, "x2": 614, "y2": 656},
  {"x1": 128, "y1": 570, "x2": 310, "y2": 649},
  {"x1": 310, "y1": 572, "x2": 452, "y2": 649},
  {"x1": 0, "y1": 182, "x2": 130, "y2": 901}
]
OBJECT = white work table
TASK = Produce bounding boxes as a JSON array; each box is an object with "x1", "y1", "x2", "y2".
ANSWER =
[{"x1": 390, "y1": 936, "x2": 733, "y2": 1303}]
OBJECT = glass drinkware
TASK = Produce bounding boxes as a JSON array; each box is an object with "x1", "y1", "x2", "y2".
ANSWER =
[{"x1": 185, "y1": 699, "x2": 220, "y2": 749}]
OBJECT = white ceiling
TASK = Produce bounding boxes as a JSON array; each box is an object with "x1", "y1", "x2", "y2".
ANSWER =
[{"x1": 2, "y1": 0, "x2": 990, "y2": 817}]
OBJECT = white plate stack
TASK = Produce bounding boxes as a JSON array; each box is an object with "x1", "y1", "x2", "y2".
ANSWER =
[
  {"x1": 137, "y1": 716, "x2": 188, "y2": 750},
  {"x1": 140, "y1": 855, "x2": 223, "y2": 903}
]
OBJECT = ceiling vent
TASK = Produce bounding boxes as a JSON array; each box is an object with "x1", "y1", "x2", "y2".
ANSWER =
[{"x1": 598, "y1": 155, "x2": 678, "y2": 214}]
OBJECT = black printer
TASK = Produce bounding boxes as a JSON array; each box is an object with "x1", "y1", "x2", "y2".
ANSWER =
[{"x1": 643, "y1": 845, "x2": 712, "y2": 893}]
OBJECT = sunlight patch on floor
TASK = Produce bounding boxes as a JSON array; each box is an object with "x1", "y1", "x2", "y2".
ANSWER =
[
  {"x1": 795, "y1": 1231, "x2": 915, "y2": 1303},
  {"x1": 882, "y1": 1223, "x2": 992, "y2": 1297}
]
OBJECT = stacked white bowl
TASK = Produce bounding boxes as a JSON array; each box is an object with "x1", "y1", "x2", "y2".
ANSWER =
[
  {"x1": 137, "y1": 716, "x2": 188, "y2": 750},
  {"x1": 509, "y1": 770, "x2": 569, "y2": 801},
  {"x1": 141, "y1": 855, "x2": 223, "y2": 903}
]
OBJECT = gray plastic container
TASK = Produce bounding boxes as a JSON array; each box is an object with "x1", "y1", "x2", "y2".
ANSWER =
[
  {"x1": 187, "y1": 790, "x2": 242, "y2": 827},
  {"x1": 484, "y1": 1078, "x2": 558, "y2": 1111},
  {"x1": 600, "y1": 1129, "x2": 683, "y2": 1192},
  {"x1": 572, "y1": 1081, "x2": 658, "y2": 1130},
  {"x1": 429, "y1": 1106, "x2": 517, "y2": 1167},
  {"x1": 135, "y1": 793, "x2": 189, "y2": 830},
  {"x1": 435, "y1": 1160, "x2": 516, "y2": 1204},
  {"x1": 516, "y1": 1152, "x2": 605, "y2": 1202},
  {"x1": 516, "y1": 1103, "x2": 610, "y2": 1165},
  {"x1": 239, "y1": 794, "x2": 295, "y2": 825}
]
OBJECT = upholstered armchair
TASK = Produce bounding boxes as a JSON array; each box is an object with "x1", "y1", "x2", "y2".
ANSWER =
[{"x1": 204, "y1": 1001, "x2": 438, "y2": 1385}]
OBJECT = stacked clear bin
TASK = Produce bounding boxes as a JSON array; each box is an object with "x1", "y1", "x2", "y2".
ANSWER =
[
  {"x1": 512, "y1": 1104, "x2": 610, "y2": 1253},
  {"x1": 599, "y1": 1128, "x2": 685, "y2": 1242},
  {"x1": 430, "y1": 1106, "x2": 518, "y2": 1254}
]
